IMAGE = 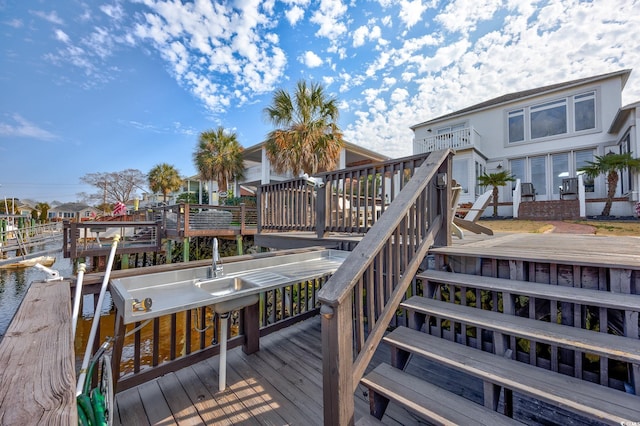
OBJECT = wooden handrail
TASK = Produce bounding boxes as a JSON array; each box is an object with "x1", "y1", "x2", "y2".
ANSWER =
[{"x1": 317, "y1": 149, "x2": 453, "y2": 425}]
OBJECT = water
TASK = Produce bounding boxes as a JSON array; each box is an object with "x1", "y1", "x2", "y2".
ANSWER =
[{"x1": 0, "y1": 243, "x2": 75, "y2": 339}]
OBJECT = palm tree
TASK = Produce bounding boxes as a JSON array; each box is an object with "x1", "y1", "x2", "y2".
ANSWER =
[
  {"x1": 35, "y1": 202, "x2": 50, "y2": 222},
  {"x1": 477, "y1": 170, "x2": 516, "y2": 217},
  {"x1": 579, "y1": 152, "x2": 640, "y2": 216},
  {"x1": 148, "y1": 163, "x2": 183, "y2": 203},
  {"x1": 263, "y1": 80, "x2": 344, "y2": 176},
  {"x1": 193, "y1": 127, "x2": 245, "y2": 204}
]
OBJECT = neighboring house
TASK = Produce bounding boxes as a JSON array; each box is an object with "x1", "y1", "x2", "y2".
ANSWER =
[
  {"x1": 48, "y1": 203, "x2": 102, "y2": 221},
  {"x1": 411, "y1": 69, "x2": 640, "y2": 217}
]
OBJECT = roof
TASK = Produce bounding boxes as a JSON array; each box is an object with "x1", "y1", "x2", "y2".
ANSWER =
[
  {"x1": 242, "y1": 139, "x2": 389, "y2": 163},
  {"x1": 608, "y1": 100, "x2": 640, "y2": 134},
  {"x1": 50, "y1": 202, "x2": 95, "y2": 212},
  {"x1": 411, "y1": 69, "x2": 632, "y2": 129}
]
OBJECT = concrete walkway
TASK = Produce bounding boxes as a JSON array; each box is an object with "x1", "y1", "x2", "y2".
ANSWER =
[{"x1": 545, "y1": 221, "x2": 596, "y2": 234}]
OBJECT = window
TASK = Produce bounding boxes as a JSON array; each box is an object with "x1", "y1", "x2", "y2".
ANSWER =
[
  {"x1": 574, "y1": 92, "x2": 595, "y2": 131},
  {"x1": 575, "y1": 149, "x2": 594, "y2": 192},
  {"x1": 530, "y1": 156, "x2": 547, "y2": 196},
  {"x1": 508, "y1": 109, "x2": 524, "y2": 143},
  {"x1": 453, "y1": 158, "x2": 469, "y2": 193},
  {"x1": 530, "y1": 99, "x2": 567, "y2": 139},
  {"x1": 475, "y1": 161, "x2": 485, "y2": 196},
  {"x1": 510, "y1": 159, "x2": 525, "y2": 188},
  {"x1": 552, "y1": 153, "x2": 569, "y2": 195},
  {"x1": 506, "y1": 90, "x2": 598, "y2": 144}
]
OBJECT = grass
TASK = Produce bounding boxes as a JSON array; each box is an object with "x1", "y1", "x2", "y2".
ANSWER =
[{"x1": 477, "y1": 219, "x2": 640, "y2": 236}]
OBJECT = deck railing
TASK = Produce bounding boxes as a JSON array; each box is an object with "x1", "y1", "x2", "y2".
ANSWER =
[
  {"x1": 154, "y1": 203, "x2": 258, "y2": 238},
  {"x1": 63, "y1": 220, "x2": 162, "y2": 259},
  {"x1": 258, "y1": 152, "x2": 437, "y2": 236},
  {"x1": 317, "y1": 149, "x2": 453, "y2": 425}
]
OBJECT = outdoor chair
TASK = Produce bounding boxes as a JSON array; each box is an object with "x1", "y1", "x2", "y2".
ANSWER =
[
  {"x1": 452, "y1": 190, "x2": 494, "y2": 237},
  {"x1": 521, "y1": 183, "x2": 536, "y2": 201},
  {"x1": 560, "y1": 177, "x2": 578, "y2": 200}
]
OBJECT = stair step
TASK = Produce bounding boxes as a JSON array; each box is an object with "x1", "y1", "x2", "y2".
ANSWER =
[
  {"x1": 416, "y1": 269, "x2": 640, "y2": 312},
  {"x1": 401, "y1": 296, "x2": 640, "y2": 364},
  {"x1": 384, "y1": 327, "x2": 640, "y2": 424},
  {"x1": 361, "y1": 363, "x2": 522, "y2": 425}
]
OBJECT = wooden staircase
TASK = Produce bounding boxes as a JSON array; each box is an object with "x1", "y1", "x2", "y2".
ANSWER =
[{"x1": 360, "y1": 265, "x2": 640, "y2": 425}]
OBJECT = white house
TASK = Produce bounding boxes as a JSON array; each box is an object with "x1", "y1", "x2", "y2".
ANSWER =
[{"x1": 411, "y1": 69, "x2": 640, "y2": 218}]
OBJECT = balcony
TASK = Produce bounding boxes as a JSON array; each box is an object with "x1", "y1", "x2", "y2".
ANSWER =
[{"x1": 413, "y1": 127, "x2": 481, "y2": 153}]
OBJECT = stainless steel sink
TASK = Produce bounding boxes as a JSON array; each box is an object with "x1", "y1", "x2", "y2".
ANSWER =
[
  {"x1": 110, "y1": 249, "x2": 349, "y2": 324},
  {"x1": 194, "y1": 276, "x2": 260, "y2": 313}
]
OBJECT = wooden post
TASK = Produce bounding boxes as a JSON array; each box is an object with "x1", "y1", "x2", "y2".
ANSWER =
[
  {"x1": 182, "y1": 237, "x2": 190, "y2": 262},
  {"x1": 316, "y1": 184, "x2": 327, "y2": 238},
  {"x1": 120, "y1": 253, "x2": 129, "y2": 269},
  {"x1": 165, "y1": 239, "x2": 172, "y2": 264},
  {"x1": 240, "y1": 203, "x2": 246, "y2": 234},
  {"x1": 242, "y1": 302, "x2": 260, "y2": 354},
  {"x1": 236, "y1": 235, "x2": 243, "y2": 255},
  {"x1": 256, "y1": 187, "x2": 262, "y2": 234},
  {"x1": 321, "y1": 301, "x2": 354, "y2": 425}
]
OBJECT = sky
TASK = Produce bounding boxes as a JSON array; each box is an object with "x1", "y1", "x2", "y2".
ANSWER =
[{"x1": 1, "y1": 0, "x2": 640, "y2": 204}]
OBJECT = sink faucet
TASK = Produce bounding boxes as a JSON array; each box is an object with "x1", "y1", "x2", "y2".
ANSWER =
[{"x1": 211, "y1": 238, "x2": 223, "y2": 278}]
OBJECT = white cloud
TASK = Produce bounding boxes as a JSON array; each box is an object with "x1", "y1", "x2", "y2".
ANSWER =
[
  {"x1": 300, "y1": 50, "x2": 323, "y2": 67},
  {"x1": 286, "y1": 5, "x2": 305, "y2": 25},
  {"x1": 0, "y1": 114, "x2": 57, "y2": 141},
  {"x1": 397, "y1": 0, "x2": 429, "y2": 29},
  {"x1": 54, "y1": 29, "x2": 70, "y2": 43},
  {"x1": 436, "y1": 0, "x2": 502, "y2": 34},
  {"x1": 353, "y1": 24, "x2": 382, "y2": 47},
  {"x1": 30, "y1": 10, "x2": 64, "y2": 25},
  {"x1": 310, "y1": 0, "x2": 348, "y2": 40},
  {"x1": 100, "y1": 3, "x2": 125, "y2": 21},
  {"x1": 134, "y1": 0, "x2": 288, "y2": 112},
  {"x1": 6, "y1": 19, "x2": 23, "y2": 28}
]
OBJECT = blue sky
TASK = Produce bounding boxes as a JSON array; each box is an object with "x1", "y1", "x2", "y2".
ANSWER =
[{"x1": 1, "y1": 0, "x2": 640, "y2": 203}]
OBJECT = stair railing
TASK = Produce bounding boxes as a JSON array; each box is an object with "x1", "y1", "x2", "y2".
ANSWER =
[{"x1": 317, "y1": 149, "x2": 453, "y2": 425}]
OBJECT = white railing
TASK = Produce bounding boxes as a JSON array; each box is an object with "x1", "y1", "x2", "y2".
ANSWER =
[{"x1": 413, "y1": 127, "x2": 480, "y2": 154}]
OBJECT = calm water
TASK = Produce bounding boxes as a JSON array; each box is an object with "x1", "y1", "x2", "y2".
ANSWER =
[{"x1": 0, "y1": 243, "x2": 75, "y2": 338}]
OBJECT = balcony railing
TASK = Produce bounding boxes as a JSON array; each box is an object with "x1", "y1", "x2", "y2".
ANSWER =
[{"x1": 413, "y1": 127, "x2": 481, "y2": 153}]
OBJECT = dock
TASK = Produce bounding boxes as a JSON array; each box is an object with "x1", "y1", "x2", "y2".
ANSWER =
[{"x1": 0, "y1": 279, "x2": 76, "y2": 425}]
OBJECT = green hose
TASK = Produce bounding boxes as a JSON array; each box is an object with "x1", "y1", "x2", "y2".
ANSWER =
[
  {"x1": 77, "y1": 394, "x2": 95, "y2": 426},
  {"x1": 91, "y1": 387, "x2": 107, "y2": 426}
]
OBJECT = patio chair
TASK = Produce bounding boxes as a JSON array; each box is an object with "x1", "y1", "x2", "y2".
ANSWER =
[
  {"x1": 452, "y1": 190, "x2": 494, "y2": 237},
  {"x1": 560, "y1": 177, "x2": 578, "y2": 200},
  {"x1": 521, "y1": 183, "x2": 536, "y2": 201}
]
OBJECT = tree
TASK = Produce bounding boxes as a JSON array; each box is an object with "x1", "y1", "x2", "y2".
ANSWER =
[
  {"x1": 579, "y1": 152, "x2": 640, "y2": 216},
  {"x1": 35, "y1": 202, "x2": 50, "y2": 222},
  {"x1": 477, "y1": 170, "x2": 516, "y2": 217},
  {"x1": 193, "y1": 127, "x2": 245, "y2": 203},
  {"x1": 263, "y1": 80, "x2": 344, "y2": 176},
  {"x1": 80, "y1": 169, "x2": 146, "y2": 205},
  {"x1": 148, "y1": 163, "x2": 183, "y2": 203}
]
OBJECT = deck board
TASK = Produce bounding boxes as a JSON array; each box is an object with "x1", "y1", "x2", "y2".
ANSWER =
[{"x1": 115, "y1": 314, "x2": 612, "y2": 425}]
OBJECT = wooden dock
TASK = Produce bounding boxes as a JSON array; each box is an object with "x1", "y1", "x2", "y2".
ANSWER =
[{"x1": 0, "y1": 279, "x2": 76, "y2": 425}]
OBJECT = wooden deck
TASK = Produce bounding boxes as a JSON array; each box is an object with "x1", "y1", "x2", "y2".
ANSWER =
[{"x1": 113, "y1": 315, "x2": 608, "y2": 425}]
